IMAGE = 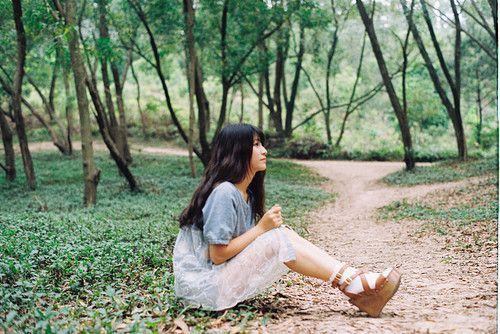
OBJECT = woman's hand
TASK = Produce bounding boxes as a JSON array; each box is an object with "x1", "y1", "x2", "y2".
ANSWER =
[
  {"x1": 209, "y1": 205, "x2": 283, "y2": 264},
  {"x1": 256, "y1": 204, "x2": 283, "y2": 233}
]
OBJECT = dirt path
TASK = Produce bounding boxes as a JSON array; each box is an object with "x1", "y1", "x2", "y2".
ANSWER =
[
  {"x1": 253, "y1": 160, "x2": 497, "y2": 333},
  {"x1": 23, "y1": 141, "x2": 190, "y2": 157}
]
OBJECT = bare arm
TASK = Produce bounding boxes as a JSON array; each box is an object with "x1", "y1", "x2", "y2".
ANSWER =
[{"x1": 209, "y1": 204, "x2": 283, "y2": 265}]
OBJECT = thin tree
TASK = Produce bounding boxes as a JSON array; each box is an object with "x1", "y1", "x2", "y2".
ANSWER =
[
  {"x1": 129, "y1": 58, "x2": 147, "y2": 139},
  {"x1": 0, "y1": 105, "x2": 16, "y2": 181},
  {"x1": 97, "y1": 0, "x2": 132, "y2": 164},
  {"x1": 59, "y1": 42, "x2": 74, "y2": 155},
  {"x1": 356, "y1": 0, "x2": 415, "y2": 170},
  {"x1": 58, "y1": 0, "x2": 101, "y2": 205},
  {"x1": 11, "y1": 0, "x2": 36, "y2": 189},
  {"x1": 183, "y1": 0, "x2": 197, "y2": 178}
]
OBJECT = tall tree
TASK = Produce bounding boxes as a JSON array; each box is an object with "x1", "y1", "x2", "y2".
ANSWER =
[
  {"x1": 97, "y1": 0, "x2": 132, "y2": 164},
  {"x1": 400, "y1": 0, "x2": 467, "y2": 160},
  {"x1": 11, "y1": 0, "x2": 36, "y2": 189},
  {"x1": 60, "y1": 0, "x2": 101, "y2": 205},
  {"x1": 183, "y1": 0, "x2": 197, "y2": 178},
  {"x1": 183, "y1": 0, "x2": 211, "y2": 164},
  {"x1": 356, "y1": 0, "x2": 415, "y2": 170}
]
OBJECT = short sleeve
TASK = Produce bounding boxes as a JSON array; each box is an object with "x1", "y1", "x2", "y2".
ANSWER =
[{"x1": 202, "y1": 185, "x2": 238, "y2": 245}]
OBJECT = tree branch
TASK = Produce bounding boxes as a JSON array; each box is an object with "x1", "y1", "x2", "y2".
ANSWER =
[{"x1": 241, "y1": 74, "x2": 271, "y2": 110}]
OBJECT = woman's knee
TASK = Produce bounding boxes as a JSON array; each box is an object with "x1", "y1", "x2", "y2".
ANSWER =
[
  {"x1": 255, "y1": 229, "x2": 281, "y2": 257},
  {"x1": 281, "y1": 225, "x2": 301, "y2": 242}
]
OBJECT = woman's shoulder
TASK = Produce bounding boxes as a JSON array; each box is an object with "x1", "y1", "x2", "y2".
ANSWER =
[
  {"x1": 212, "y1": 181, "x2": 238, "y2": 196},
  {"x1": 202, "y1": 182, "x2": 239, "y2": 213}
]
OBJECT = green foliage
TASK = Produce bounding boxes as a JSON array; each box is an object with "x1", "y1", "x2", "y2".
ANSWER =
[
  {"x1": 273, "y1": 136, "x2": 330, "y2": 159},
  {"x1": 0, "y1": 152, "x2": 331, "y2": 332},
  {"x1": 378, "y1": 196, "x2": 497, "y2": 223},
  {"x1": 383, "y1": 156, "x2": 498, "y2": 186}
]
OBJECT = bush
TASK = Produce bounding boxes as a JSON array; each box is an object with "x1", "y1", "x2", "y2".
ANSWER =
[{"x1": 270, "y1": 136, "x2": 330, "y2": 159}]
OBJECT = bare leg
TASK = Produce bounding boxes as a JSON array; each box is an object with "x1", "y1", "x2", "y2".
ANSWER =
[
  {"x1": 279, "y1": 227, "x2": 402, "y2": 317},
  {"x1": 281, "y1": 227, "x2": 341, "y2": 281}
]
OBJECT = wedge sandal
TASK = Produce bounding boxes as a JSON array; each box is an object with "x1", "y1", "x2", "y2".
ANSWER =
[{"x1": 331, "y1": 265, "x2": 402, "y2": 317}]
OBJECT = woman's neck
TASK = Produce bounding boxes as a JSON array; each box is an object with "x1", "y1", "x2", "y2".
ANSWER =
[{"x1": 234, "y1": 172, "x2": 254, "y2": 200}]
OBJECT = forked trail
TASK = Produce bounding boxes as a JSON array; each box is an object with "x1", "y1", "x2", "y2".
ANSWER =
[{"x1": 255, "y1": 160, "x2": 497, "y2": 334}]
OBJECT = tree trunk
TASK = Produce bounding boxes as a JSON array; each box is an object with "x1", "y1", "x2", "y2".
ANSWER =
[
  {"x1": 110, "y1": 63, "x2": 132, "y2": 164},
  {"x1": 450, "y1": 0, "x2": 467, "y2": 160},
  {"x1": 98, "y1": 0, "x2": 132, "y2": 164},
  {"x1": 0, "y1": 107, "x2": 16, "y2": 181},
  {"x1": 61, "y1": 44, "x2": 74, "y2": 155},
  {"x1": 357, "y1": 0, "x2": 415, "y2": 170},
  {"x1": 11, "y1": 0, "x2": 36, "y2": 189},
  {"x1": 183, "y1": 0, "x2": 210, "y2": 165},
  {"x1": 130, "y1": 60, "x2": 147, "y2": 139},
  {"x1": 66, "y1": 0, "x2": 100, "y2": 205},
  {"x1": 86, "y1": 78, "x2": 139, "y2": 191},
  {"x1": 325, "y1": 24, "x2": 340, "y2": 145},
  {"x1": 285, "y1": 23, "x2": 305, "y2": 138},
  {"x1": 214, "y1": 0, "x2": 230, "y2": 138},
  {"x1": 239, "y1": 81, "x2": 244, "y2": 123},
  {"x1": 101, "y1": 61, "x2": 119, "y2": 136},
  {"x1": 184, "y1": 0, "x2": 197, "y2": 178},
  {"x1": 488, "y1": 0, "x2": 497, "y2": 42},
  {"x1": 271, "y1": 35, "x2": 285, "y2": 138},
  {"x1": 49, "y1": 52, "x2": 58, "y2": 121},
  {"x1": 401, "y1": 0, "x2": 467, "y2": 160},
  {"x1": 475, "y1": 68, "x2": 483, "y2": 145},
  {"x1": 258, "y1": 72, "x2": 264, "y2": 129}
]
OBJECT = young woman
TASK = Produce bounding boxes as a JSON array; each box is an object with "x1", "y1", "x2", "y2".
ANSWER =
[{"x1": 173, "y1": 123, "x2": 401, "y2": 317}]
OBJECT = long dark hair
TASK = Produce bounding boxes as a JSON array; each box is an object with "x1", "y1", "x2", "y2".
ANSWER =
[{"x1": 179, "y1": 124, "x2": 266, "y2": 230}]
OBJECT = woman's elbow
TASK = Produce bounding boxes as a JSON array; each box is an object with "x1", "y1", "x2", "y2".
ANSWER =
[
  {"x1": 209, "y1": 245, "x2": 228, "y2": 265},
  {"x1": 211, "y1": 256, "x2": 226, "y2": 265}
]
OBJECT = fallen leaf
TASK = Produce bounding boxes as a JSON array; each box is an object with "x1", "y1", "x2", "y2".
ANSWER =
[{"x1": 174, "y1": 316, "x2": 190, "y2": 334}]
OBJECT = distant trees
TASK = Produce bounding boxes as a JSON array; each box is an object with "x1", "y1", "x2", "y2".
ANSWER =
[{"x1": 0, "y1": 0, "x2": 497, "y2": 203}]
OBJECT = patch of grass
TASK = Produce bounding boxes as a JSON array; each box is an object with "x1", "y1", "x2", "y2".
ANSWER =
[
  {"x1": 378, "y1": 176, "x2": 498, "y2": 252},
  {"x1": 0, "y1": 152, "x2": 332, "y2": 333},
  {"x1": 383, "y1": 156, "x2": 498, "y2": 186}
]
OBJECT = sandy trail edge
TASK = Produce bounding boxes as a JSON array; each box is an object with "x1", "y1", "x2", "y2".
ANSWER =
[{"x1": 255, "y1": 160, "x2": 497, "y2": 334}]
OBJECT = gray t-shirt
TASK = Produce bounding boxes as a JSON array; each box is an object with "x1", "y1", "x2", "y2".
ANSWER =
[
  {"x1": 173, "y1": 181, "x2": 296, "y2": 310},
  {"x1": 203, "y1": 181, "x2": 254, "y2": 244}
]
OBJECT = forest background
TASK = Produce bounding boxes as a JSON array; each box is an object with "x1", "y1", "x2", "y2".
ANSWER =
[{"x1": 0, "y1": 0, "x2": 498, "y2": 332}]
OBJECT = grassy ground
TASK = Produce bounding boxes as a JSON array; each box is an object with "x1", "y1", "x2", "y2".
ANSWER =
[
  {"x1": 378, "y1": 157, "x2": 498, "y2": 253},
  {"x1": 382, "y1": 156, "x2": 498, "y2": 186},
  {"x1": 0, "y1": 152, "x2": 333, "y2": 333}
]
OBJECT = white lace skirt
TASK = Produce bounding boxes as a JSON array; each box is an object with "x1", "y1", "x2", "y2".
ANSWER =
[{"x1": 173, "y1": 226, "x2": 296, "y2": 311}]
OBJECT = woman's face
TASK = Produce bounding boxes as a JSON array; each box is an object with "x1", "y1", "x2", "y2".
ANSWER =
[{"x1": 249, "y1": 135, "x2": 267, "y2": 174}]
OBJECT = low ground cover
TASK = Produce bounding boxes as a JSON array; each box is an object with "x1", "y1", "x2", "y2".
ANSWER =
[
  {"x1": 379, "y1": 157, "x2": 498, "y2": 253},
  {"x1": 0, "y1": 152, "x2": 332, "y2": 333},
  {"x1": 382, "y1": 156, "x2": 498, "y2": 186}
]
